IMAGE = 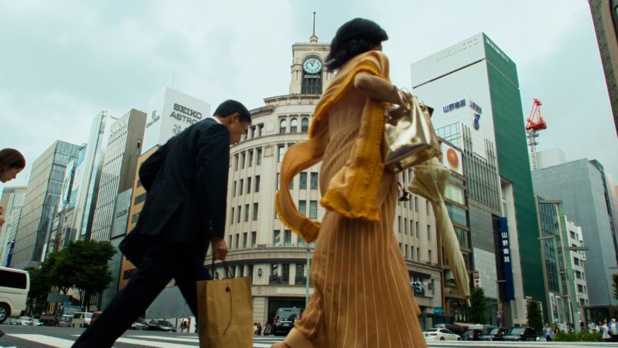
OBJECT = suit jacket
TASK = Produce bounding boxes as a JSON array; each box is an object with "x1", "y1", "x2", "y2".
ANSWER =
[{"x1": 122, "y1": 118, "x2": 230, "y2": 261}]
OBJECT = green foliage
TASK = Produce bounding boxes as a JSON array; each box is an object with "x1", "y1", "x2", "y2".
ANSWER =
[
  {"x1": 467, "y1": 287, "x2": 486, "y2": 324},
  {"x1": 37, "y1": 240, "x2": 116, "y2": 310},
  {"x1": 613, "y1": 274, "x2": 618, "y2": 300},
  {"x1": 24, "y1": 266, "x2": 51, "y2": 314},
  {"x1": 554, "y1": 331, "x2": 604, "y2": 342},
  {"x1": 526, "y1": 299, "x2": 543, "y2": 335}
]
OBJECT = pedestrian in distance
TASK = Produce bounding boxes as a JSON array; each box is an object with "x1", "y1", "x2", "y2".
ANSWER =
[
  {"x1": 611, "y1": 318, "x2": 618, "y2": 342},
  {"x1": 0, "y1": 148, "x2": 26, "y2": 228},
  {"x1": 273, "y1": 18, "x2": 427, "y2": 348},
  {"x1": 543, "y1": 322, "x2": 553, "y2": 341},
  {"x1": 72, "y1": 100, "x2": 251, "y2": 348}
]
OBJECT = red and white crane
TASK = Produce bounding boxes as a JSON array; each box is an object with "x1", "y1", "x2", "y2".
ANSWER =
[{"x1": 525, "y1": 98, "x2": 548, "y2": 170}]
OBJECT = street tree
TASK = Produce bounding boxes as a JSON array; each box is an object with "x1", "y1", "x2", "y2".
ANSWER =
[
  {"x1": 467, "y1": 286, "x2": 486, "y2": 324},
  {"x1": 63, "y1": 240, "x2": 116, "y2": 309},
  {"x1": 24, "y1": 266, "x2": 51, "y2": 315},
  {"x1": 526, "y1": 299, "x2": 543, "y2": 335},
  {"x1": 41, "y1": 249, "x2": 73, "y2": 295}
]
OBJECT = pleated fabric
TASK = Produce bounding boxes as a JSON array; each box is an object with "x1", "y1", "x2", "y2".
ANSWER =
[{"x1": 293, "y1": 111, "x2": 427, "y2": 348}]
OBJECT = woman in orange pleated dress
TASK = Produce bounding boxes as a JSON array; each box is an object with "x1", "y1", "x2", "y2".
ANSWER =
[{"x1": 272, "y1": 18, "x2": 427, "y2": 348}]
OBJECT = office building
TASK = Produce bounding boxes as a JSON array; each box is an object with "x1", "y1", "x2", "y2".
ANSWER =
[
  {"x1": 588, "y1": 0, "x2": 618, "y2": 134},
  {"x1": 0, "y1": 186, "x2": 27, "y2": 266},
  {"x1": 410, "y1": 33, "x2": 539, "y2": 325},
  {"x1": 90, "y1": 109, "x2": 146, "y2": 242},
  {"x1": 11, "y1": 141, "x2": 82, "y2": 268},
  {"x1": 532, "y1": 159, "x2": 618, "y2": 316}
]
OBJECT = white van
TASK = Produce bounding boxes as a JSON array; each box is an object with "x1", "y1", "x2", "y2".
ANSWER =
[
  {"x1": 0, "y1": 267, "x2": 29, "y2": 324},
  {"x1": 71, "y1": 312, "x2": 94, "y2": 328}
]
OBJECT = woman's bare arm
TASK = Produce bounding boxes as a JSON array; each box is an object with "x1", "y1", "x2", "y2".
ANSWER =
[{"x1": 353, "y1": 72, "x2": 404, "y2": 105}]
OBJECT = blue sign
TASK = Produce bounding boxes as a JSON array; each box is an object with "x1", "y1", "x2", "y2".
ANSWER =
[
  {"x1": 433, "y1": 307, "x2": 445, "y2": 315},
  {"x1": 500, "y1": 217, "x2": 515, "y2": 301},
  {"x1": 443, "y1": 99, "x2": 466, "y2": 113}
]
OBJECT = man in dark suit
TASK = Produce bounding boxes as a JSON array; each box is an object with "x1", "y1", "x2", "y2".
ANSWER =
[{"x1": 72, "y1": 99, "x2": 251, "y2": 348}]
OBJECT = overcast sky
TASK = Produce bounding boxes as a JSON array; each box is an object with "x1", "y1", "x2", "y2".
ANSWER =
[{"x1": 1, "y1": 0, "x2": 617, "y2": 190}]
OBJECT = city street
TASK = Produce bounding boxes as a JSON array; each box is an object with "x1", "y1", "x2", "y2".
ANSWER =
[{"x1": 1, "y1": 325, "x2": 618, "y2": 348}]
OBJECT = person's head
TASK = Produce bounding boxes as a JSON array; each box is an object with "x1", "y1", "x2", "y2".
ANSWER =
[
  {"x1": 213, "y1": 100, "x2": 251, "y2": 144},
  {"x1": 325, "y1": 18, "x2": 388, "y2": 72},
  {"x1": 545, "y1": 323, "x2": 549, "y2": 327},
  {"x1": 0, "y1": 148, "x2": 25, "y2": 183}
]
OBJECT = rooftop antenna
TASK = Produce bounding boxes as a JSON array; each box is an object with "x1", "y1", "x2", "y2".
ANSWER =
[{"x1": 310, "y1": 12, "x2": 318, "y2": 43}]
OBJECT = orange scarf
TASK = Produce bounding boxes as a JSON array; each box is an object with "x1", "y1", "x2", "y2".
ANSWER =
[{"x1": 275, "y1": 51, "x2": 390, "y2": 242}]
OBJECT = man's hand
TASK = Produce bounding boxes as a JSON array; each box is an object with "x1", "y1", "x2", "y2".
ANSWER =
[{"x1": 211, "y1": 237, "x2": 228, "y2": 260}]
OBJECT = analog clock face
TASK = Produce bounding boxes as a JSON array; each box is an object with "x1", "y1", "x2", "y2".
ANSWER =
[{"x1": 303, "y1": 58, "x2": 322, "y2": 74}]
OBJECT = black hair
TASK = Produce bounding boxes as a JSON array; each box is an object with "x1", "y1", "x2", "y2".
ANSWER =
[
  {"x1": 213, "y1": 100, "x2": 252, "y2": 124},
  {"x1": 325, "y1": 18, "x2": 388, "y2": 71},
  {"x1": 0, "y1": 148, "x2": 26, "y2": 171}
]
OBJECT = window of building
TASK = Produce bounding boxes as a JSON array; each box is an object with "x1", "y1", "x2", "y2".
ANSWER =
[
  {"x1": 247, "y1": 177, "x2": 251, "y2": 194},
  {"x1": 255, "y1": 175, "x2": 260, "y2": 192},
  {"x1": 445, "y1": 183, "x2": 465, "y2": 205},
  {"x1": 309, "y1": 200, "x2": 318, "y2": 219},
  {"x1": 237, "y1": 205, "x2": 241, "y2": 223},
  {"x1": 290, "y1": 118, "x2": 298, "y2": 133},
  {"x1": 301, "y1": 67, "x2": 323, "y2": 94},
  {"x1": 256, "y1": 147, "x2": 262, "y2": 165},
  {"x1": 414, "y1": 197, "x2": 418, "y2": 212},
  {"x1": 244, "y1": 204, "x2": 249, "y2": 222},
  {"x1": 234, "y1": 233, "x2": 239, "y2": 249},
  {"x1": 239, "y1": 179, "x2": 243, "y2": 196},
  {"x1": 274, "y1": 230, "x2": 281, "y2": 247},
  {"x1": 234, "y1": 154, "x2": 238, "y2": 171},
  {"x1": 240, "y1": 152, "x2": 245, "y2": 169},
  {"x1": 428, "y1": 250, "x2": 432, "y2": 263},
  {"x1": 230, "y1": 208, "x2": 234, "y2": 225},
  {"x1": 276, "y1": 173, "x2": 280, "y2": 189},
  {"x1": 271, "y1": 264, "x2": 279, "y2": 276},
  {"x1": 296, "y1": 264, "x2": 305, "y2": 279},
  {"x1": 278, "y1": 145, "x2": 285, "y2": 162},
  {"x1": 253, "y1": 203, "x2": 259, "y2": 221},
  {"x1": 404, "y1": 218, "x2": 408, "y2": 235},
  {"x1": 298, "y1": 237, "x2": 306, "y2": 247},
  {"x1": 282, "y1": 264, "x2": 290, "y2": 283},
  {"x1": 232, "y1": 181, "x2": 236, "y2": 197},
  {"x1": 426, "y1": 201, "x2": 430, "y2": 215},
  {"x1": 299, "y1": 172, "x2": 307, "y2": 189},
  {"x1": 416, "y1": 222, "x2": 419, "y2": 238},
  {"x1": 446, "y1": 204, "x2": 467, "y2": 226},
  {"x1": 310, "y1": 173, "x2": 318, "y2": 190},
  {"x1": 242, "y1": 232, "x2": 247, "y2": 248},
  {"x1": 301, "y1": 118, "x2": 309, "y2": 132},
  {"x1": 280, "y1": 119, "x2": 287, "y2": 133},
  {"x1": 134, "y1": 193, "x2": 146, "y2": 205},
  {"x1": 298, "y1": 200, "x2": 306, "y2": 214},
  {"x1": 248, "y1": 150, "x2": 253, "y2": 167},
  {"x1": 284, "y1": 230, "x2": 292, "y2": 246},
  {"x1": 258, "y1": 124, "x2": 264, "y2": 137},
  {"x1": 250, "y1": 126, "x2": 256, "y2": 139},
  {"x1": 427, "y1": 225, "x2": 431, "y2": 241},
  {"x1": 251, "y1": 231, "x2": 257, "y2": 247}
]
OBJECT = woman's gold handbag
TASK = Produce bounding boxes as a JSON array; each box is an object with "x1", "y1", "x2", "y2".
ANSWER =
[{"x1": 383, "y1": 90, "x2": 441, "y2": 172}]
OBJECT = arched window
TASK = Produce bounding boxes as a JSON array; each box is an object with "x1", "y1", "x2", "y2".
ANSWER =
[
  {"x1": 290, "y1": 118, "x2": 298, "y2": 133},
  {"x1": 279, "y1": 119, "x2": 287, "y2": 133},
  {"x1": 301, "y1": 118, "x2": 309, "y2": 132}
]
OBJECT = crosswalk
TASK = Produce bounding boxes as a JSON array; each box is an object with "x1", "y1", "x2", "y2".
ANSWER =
[{"x1": 4, "y1": 333, "x2": 279, "y2": 347}]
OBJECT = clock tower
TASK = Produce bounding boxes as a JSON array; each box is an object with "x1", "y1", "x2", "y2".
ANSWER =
[{"x1": 288, "y1": 15, "x2": 332, "y2": 95}]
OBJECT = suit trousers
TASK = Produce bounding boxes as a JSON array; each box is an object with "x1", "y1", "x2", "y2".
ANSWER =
[{"x1": 72, "y1": 238, "x2": 211, "y2": 348}]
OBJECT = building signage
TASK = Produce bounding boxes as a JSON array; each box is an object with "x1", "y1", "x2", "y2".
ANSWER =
[
  {"x1": 435, "y1": 36, "x2": 480, "y2": 62},
  {"x1": 443, "y1": 99, "x2": 466, "y2": 113},
  {"x1": 473, "y1": 271, "x2": 481, "y2": 289},
  {"x1": 146, "y1": 110, "x2": 160, "y2": 129},
  {"x1": 485, "y1": 37, "x2": 509, "y2": 63},
  {"x1": 433, "y1": 306, "x2": 445, "y2": 315},
  {"x1": 500, "y1": 217, "x2": 515, "y2": 301},
  {"x1": 441, "y1": 143, "x2": 463, "y2": 176},
  {"x1": 170, "y1": 103, "x2": 203, "y2": 124}
]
